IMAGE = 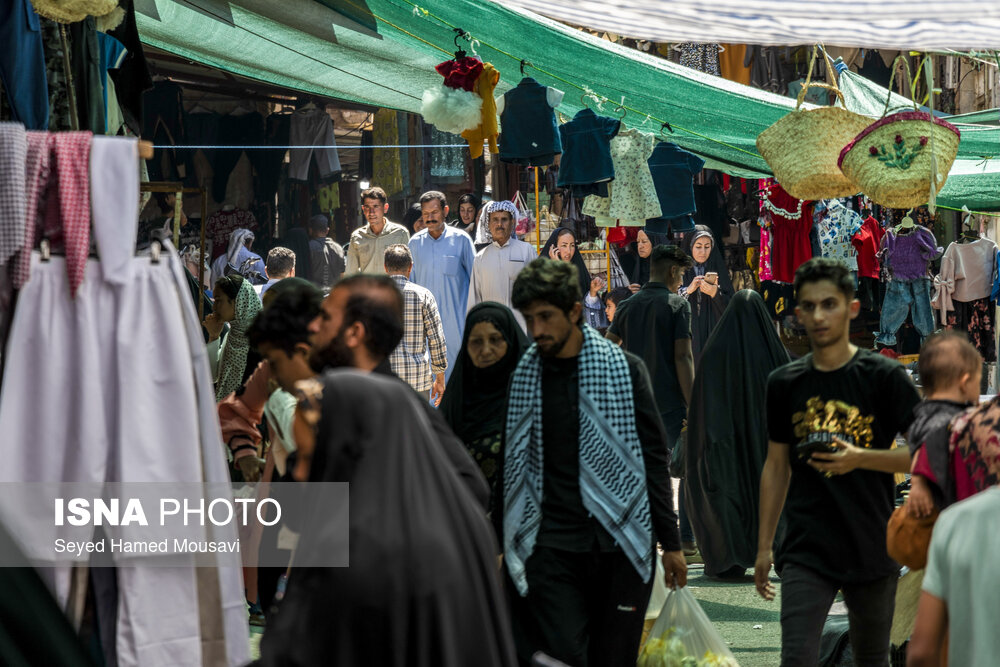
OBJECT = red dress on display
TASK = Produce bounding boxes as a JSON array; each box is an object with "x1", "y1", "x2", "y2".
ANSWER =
[{"x1": 763, "y1": 183, "x2": 813, "y2": 283}]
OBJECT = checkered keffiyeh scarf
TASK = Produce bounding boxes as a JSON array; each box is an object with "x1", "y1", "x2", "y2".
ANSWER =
[
  {"x1": 0, "y1": 123, "x2": 27, "y2": 266},
  {"x1": 503, "y1": 324, "x2": 652, "y2": 595}
]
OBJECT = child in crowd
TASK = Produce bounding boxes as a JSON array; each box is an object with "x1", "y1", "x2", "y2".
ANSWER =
[{"x1": 906, "y1": 332, "x2": 982, "y2": 518}]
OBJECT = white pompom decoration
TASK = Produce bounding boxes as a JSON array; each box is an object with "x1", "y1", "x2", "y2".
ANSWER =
[{"x1": 421, "y1": 85, "x2": 483, "y2": 135}]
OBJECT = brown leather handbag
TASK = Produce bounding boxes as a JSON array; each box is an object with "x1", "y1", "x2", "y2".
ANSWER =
[{"x1": 886, "y1": 503, "x2": 939, "y2": 570}]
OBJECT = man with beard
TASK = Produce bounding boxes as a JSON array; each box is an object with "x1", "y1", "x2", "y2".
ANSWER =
[
  {"x1": 258, "y1": 275, "x2": 516, "y2": 667},
  {"x1": 498, "y1": 258, "x2": 687, "y2": 667},
  {"x1": 299, "y1": 274, "x2": 488, "y2": 508}
]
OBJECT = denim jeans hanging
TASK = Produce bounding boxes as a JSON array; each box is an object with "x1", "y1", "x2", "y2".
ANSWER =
[{"x1": 876, "y1": 278, "x2": 935, "y2": 346}]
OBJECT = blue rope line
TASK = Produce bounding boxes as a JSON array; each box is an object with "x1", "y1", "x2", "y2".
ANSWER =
[{"x1": 153, "y1": 144, "x2": 470, "y2": 149}]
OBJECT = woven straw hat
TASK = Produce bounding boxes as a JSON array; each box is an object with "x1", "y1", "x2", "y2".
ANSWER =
[
  {"x1": 756, "y1": 48, "x2": 870, "y2": 200},
  {"x1": 31, "y1": 0, "x2": 119, "y2": 24}
]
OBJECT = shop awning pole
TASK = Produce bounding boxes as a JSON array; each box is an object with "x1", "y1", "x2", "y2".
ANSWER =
[{"x1": 535, "y1": 167, "x2": 541, "y2": 249}]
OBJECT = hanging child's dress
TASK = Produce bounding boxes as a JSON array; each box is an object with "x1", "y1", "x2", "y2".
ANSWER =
[{"x1": 582, "y1": 128, "x2": 662, "y2": 225}]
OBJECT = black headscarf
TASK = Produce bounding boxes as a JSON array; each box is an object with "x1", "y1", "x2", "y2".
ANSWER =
[
  {"x1": 440, "y1": 302, "x2": 531, "y2": 443},
  {"x1": 260, "y1": 370, "x2": 517, "y2": 667},
  {"x1": 540, "y1": 227, "x2": 590, "y2": 297},
  {"x1": 682, "y1": 224, "x2": 734, "y2": 362},
  {"x1": 618, "y1": 231, "x2": 670, "y2": 286},
  {"x1": 684, "y1": 291, "x2": 789, "y2": 577}
]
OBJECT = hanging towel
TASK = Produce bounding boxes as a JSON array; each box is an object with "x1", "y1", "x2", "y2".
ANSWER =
[{"x1": 89, "y1": 136, "x2": 138, "y2": 285}]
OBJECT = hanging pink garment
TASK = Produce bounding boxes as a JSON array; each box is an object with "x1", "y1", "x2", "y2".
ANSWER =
[
  {"x1": 13, "y1": 131, "x2": 51, "y2": 289},
  {"x1": 43, "y1": 132, "x2": 93, "y2": 297}
]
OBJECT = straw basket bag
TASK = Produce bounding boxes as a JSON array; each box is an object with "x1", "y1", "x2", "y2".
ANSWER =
[
  {"x1": 838, "y1": 57, "x2": 961, "y2": 210},
  {"x1": 756, "y1": 48, "x2": 870, "y2": 200}
]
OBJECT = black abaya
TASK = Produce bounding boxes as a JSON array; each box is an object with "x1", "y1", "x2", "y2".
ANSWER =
[
  {"x1": 259, "y1": 370, "x2": 517, "y2": 667},
  {"x1": 617, "y1": 232, "x2": 670, "y2": 287},
  {"x1": 684, "y1": 291, "x2": 789, "y2": 577},
  {"x1": 440, "y1": 303, "x2": 530, "y2": 503},
  {"x1": 682, "y1": 225, "x2": 734, "y2": 362}
]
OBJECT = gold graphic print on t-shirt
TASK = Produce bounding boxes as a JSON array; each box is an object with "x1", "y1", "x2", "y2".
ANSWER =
[{"x1": 792, "y1": 396, "x2": 875, "y2": 449}]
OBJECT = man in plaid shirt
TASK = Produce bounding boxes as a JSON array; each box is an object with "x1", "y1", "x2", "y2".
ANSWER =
[{"x1": 384, "y1": 244, "x2": 448, "y2": 405}]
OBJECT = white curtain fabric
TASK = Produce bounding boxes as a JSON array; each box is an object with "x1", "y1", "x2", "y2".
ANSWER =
[{"x1": 488, "y1": 0, "x2": 1000, "y2": 50}]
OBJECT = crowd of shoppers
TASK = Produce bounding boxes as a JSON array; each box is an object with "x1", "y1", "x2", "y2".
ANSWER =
[{"x1": 189, "y1": 185, "x2": 1000, "y2": 667}]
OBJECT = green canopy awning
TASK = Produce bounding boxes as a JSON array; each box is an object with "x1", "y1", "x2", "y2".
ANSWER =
[{"x1": 136, "y1": 0, "x2": 1000, "y2": 208}]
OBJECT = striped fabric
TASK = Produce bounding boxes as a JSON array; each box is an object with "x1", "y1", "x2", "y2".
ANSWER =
[{"x1": 489, "y1": 0, "x2": 1000, "y2": 50}]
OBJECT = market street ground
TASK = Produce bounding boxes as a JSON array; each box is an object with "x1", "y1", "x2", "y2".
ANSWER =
[{"x1": 246, "y1": 565, "x2": 786, "y2": 666}]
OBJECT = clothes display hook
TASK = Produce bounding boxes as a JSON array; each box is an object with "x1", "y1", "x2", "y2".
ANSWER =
[
  {"x1": 520, "y1": 59, "x2": 532, "y2": 76},
  {"x1": 452, "y1": 27, "x2": 468, "y2": 59}
]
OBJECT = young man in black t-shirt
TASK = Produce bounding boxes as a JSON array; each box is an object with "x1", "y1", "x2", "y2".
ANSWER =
[{"x1": 756, "y1": 258, "x2": 920, "y2": 667}]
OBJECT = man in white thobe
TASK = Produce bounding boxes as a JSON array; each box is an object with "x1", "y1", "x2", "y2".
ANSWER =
[{"x1": 467, "y1": 200, "x2": 536, "y2": 332}]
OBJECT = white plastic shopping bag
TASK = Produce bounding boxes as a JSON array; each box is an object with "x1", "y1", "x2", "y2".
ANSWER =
[{"x1": 637, "y1": 586, "x2": 738, "y2": 666}]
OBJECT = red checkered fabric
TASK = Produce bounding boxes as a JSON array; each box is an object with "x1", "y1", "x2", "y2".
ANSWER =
[{"x1": 43, "y1": 132, "x2": 93, "y2": 297}]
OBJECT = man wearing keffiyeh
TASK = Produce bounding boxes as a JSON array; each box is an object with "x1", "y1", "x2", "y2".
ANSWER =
[
  {"x1": 467, "y1": 200, "x2": 537, "y2": 332},
  {"x1": 496, "y1": 257, "x2": 687, "y2": 667},
  {"x1": 210, "y1": 227, "x2": 266, "y2": 287}
]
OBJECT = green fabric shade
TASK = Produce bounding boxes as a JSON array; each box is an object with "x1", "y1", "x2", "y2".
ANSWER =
[{"x1": 135, "y1": 0, "x2": 1000, "y2": 209}]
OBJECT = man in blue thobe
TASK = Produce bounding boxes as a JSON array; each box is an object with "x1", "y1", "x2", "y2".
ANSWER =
[{"x1": 408, "y1": 191, "x2": 475, "y2": 382}]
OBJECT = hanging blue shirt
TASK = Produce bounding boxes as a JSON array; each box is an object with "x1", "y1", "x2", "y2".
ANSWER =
[
  {"x1": 0, "y1": 0, "x2": 48, "y2": 130},
  {"x1": 409, "y1": 226, "x2": 476, "y2": 381},
  {"x1": 97, "y1": 33, "x2": 127, "y2": 133}
]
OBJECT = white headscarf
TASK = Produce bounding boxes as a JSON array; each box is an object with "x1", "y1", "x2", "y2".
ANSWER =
[
  {"x1": 477, "y1": 200, "x2": 520, "y2": 245},
  {"x1": 226, "y1": 228, "x2": 255, "y2": 268},
  {"x1": 474, "y1": 204, "x2": 493, "y2": 245}
]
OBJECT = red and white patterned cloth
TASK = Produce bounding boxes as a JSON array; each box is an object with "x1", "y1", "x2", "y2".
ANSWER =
[
  {"x1": 13, "y1": 131, "x2": 93, "y2": 297},
  {"x1": 45, "y1": 132, "x2": 93, "y2": 298},
  {"x1": 13, "y1": 131, "x2": 51, "y2": 289}
]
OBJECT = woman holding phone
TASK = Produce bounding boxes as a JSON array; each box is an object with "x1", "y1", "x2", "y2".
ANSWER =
[
  {"x1": 681, "y1": 226, "x2": 733, "y2": 362},
  {"x1": 540, "y1": 227, "x2": 592, "y2": 300}
]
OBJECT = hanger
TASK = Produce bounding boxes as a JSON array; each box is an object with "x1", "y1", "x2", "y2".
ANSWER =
[
  {"x1": 189, "y1": 102, "x2": 212, "y2": 114},
  {"x1": 453, "y1": 28, "x2": 468, "y2": 60},
  {"x1": 230, "y1": 103, "x2": 252, "y2": 117},
  {"x1": 38, "y1": 238, "x2": 160, "y2": 264},
  {"x1": 659, "y1": 121, "x2": 674, "y2": 137},
  {"x1": 520, "y1": 60, "x2": 531, "y2": 76},
  {"x1": 613, "y1": 104, "x2": 627, "y2": 121},
  {"x1": 894, "y1": 213, "x2": 916, "y2": 234},
  {"x1": 959, "y1": 207, "x2": 979, "y2": 242},
  {"x1": 298, "y1": 98, "x2": 318, "y2": 112}
]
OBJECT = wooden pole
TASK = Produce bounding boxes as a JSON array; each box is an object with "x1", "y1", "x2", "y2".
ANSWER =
[
  {"x1": 534, "y1": 167, "x2": 541, "y2": 249},
  {"x1": 199, "y1": 188, "x2": 208, "y2": 320},
  {"x1": 173, "y1": 189, "x2": 183, "y2": 248},
  {"x1": 606, "y1": 238, "x2": 611, "y2": 288}
]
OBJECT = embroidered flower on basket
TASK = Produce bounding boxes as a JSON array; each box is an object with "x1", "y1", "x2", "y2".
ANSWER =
[{"x1": 868, "y1": 134, "x2": 927, "y2": 170}]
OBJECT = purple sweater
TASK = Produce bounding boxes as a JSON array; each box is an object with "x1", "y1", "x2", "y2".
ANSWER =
[{"x1": 883, "y1": 227, "x2": 940, "y2": 280}]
